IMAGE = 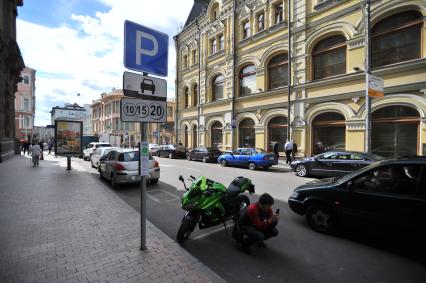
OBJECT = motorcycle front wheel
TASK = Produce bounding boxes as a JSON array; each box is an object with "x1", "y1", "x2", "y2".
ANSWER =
[{"x1": 177, "y1": 218, "x2": 196, "y2": 244}]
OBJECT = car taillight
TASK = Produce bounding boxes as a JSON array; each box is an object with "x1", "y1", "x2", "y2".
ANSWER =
[
  {"x1": 263, "y1": 156, "x2": 268, "y2": 160},
  {"x1": 114, "y1": 163, "x2": 126, "y2": 171},
  {"x1": 154, "y1": 160, "x2": 159, "y2": 168}
]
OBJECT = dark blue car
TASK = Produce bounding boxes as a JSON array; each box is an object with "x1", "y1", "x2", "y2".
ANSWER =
[{"x1": 218, "y1": 148, "x2": 278, "y2": 170}]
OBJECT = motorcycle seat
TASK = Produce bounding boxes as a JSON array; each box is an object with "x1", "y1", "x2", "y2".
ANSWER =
[{"x1": 223, "y1": 182, "x2": 241, "y2": 201}]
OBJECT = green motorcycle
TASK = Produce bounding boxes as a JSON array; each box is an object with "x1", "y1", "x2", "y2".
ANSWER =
[{"x1": 176, "y1": 175, "x2": 255, "y2": 244}]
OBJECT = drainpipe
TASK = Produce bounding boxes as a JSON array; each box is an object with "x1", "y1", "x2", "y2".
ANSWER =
[
  {"x1": 287, "y1": 0, "x2": 292, "y2": 140},
  {"x1": 196, "y1": 18, "x2": 201, "y2": 147},
  {"x1": 231, "y1": 0, "x2": 237, "y2": 149},
  {"x1": 174, "y1": 36, "x2": 180, "y2": 144}
]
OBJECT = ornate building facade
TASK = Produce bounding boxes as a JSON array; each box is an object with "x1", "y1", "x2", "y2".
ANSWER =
[{"x1": 175, "y1": 0, "x2": 426, "y2": 158}]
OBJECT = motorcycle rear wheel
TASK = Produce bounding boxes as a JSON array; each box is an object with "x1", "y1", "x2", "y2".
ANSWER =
[{"x1": 177, "y1": 218, "x2": 196, "y2": 244}]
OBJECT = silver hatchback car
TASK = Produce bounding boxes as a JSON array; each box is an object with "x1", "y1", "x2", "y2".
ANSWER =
[{"x1": 99, "y1": 149, "x2": 160, "y2": 189}]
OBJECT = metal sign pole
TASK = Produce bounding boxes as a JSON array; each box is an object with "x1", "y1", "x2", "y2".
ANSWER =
[{"x1": 140, "y1": 71, "x2": 149, "y2": 251}]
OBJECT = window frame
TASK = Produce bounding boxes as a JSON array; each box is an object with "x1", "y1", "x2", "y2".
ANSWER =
[
  {"x1": 242, "y1": 20, "x2": 250, "y2": 39},
  {"x1": 312, "y1": 35, "x2": 347, "y2": 80},
  {"x1": 257, "y1": 12, "x2": 265, "y2": 32},
  {"x1": 211, "y1": 38, "x2": 217, "y2": 54},
  {"x1": 274, "y1": 3, "x2": 284, "y2": 25},
  {"x1": 239, "y1": 65, "x2": 257, "y2": 97},
  {"x1": 218, "y1": 34, "x2": 224, "y2": 51},
  {"x1": 268, "y1": 53, "x2": 289, "y2": 90}
]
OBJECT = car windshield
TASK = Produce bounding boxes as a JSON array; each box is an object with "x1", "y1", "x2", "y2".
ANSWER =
[
  {"x1": 336, "y1": 162, "x2": 381, "y2": 184},
  {"x1": 254, "y1": 148, "x2": 266, "y2": 154},
  {"x1": 97, "y1": 144, "x2": 111, "y2": 148}
]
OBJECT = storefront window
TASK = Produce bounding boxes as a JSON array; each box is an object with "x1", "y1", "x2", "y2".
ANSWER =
[
  {"x1": 312, "y1": 35, "x2": 346, "y2": 80},
  {"x1": 312, "y1": 112, "x2": 346, "y2": 154},
  {"x1": 211, "y1": 121, "x2": 223, "y2": 147},
  {"x1": 239, "y1": 118, "x2": 255, "y2": 148},
  {"x1": 268, "y1": 116, "x2": 287, "y2": 152}
]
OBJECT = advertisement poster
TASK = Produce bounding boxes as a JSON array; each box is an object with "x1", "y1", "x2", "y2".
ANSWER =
[{"x1": 55, "y1": 120, "x2": 83, "y2": 156}]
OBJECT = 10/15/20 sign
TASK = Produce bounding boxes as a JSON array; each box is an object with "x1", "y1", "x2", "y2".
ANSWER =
[{"x1": 120, "y1": 97, "x2": 166, "y2": 123}]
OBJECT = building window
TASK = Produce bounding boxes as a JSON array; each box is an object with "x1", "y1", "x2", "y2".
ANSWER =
[
  {"x1": 23, "y1": 116, "x2": 31, "y2": 129},
  {"x1": 211, "y1": 38, "x2": 217, "y2": 54},
  {"x1": 183, "y1": 55, "x2": 188, "y2": 68},
  {"x1": 212, "y1": 75, "x2": 225, "y2": 101},
  {"x1": 239, "y1": 118, "x2": 255, "y2": 148},
  {"x1": 242, "y1": 20, "x2": 250, "y2": 39},
  {"x1": 192, "y1": 49, "x2": 197, "y2": 65},
  {"x1": 112, "y1": 101, "x2": 120, "y2": 113},
  {"x1": 268, "y1": 53, "x2": 288, "y2": 89},
  {"x1": 372, "y1": 11, "x2": 422, "y2": 68},
  {"x1": 211, "y1": 3, "x2": 219, "y2": 21},
  {"x1": 22, "y1": 75, "x2": 29, "y2": 84},
  {"x1": 312, "y1": 112, "x2": 346, "y2": 154},
  {"x1": 211, "y1": 121, "x2": 223, "y2": 148},
  {"x1": 239, "y1": 65, "x2": 256, "y2": 96},
  {"x1": 274, "y1": 3, "x2": 283, "y2": 25},
  {"x1": 312, "y1": 35, "x2": 346, "y2": 80},
  {"x1": 257, "y1": 13, "x2": 265, "y2": 32},
  {"x1": 23, "y1": 98, "x2": 30, "y2": 111},
  {"x1": 193, "y1": 84, "x2": 198, "y2": 106},
  {"x1": 219, "y1": 34, "x2": 224, "y2": 51},
  {"x1": 183, "y1": 87, "x2": 189, "y2": 108},
  {"x1": 268, "y1": 116, "x2": 287, "y2": 152}
]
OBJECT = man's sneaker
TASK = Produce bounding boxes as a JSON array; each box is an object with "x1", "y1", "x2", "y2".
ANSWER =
[{"x1": 257, "y1": 242, "x2": 267, "y2": 248}]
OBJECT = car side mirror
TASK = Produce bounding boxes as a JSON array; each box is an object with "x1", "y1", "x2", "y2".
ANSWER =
[{"x1": 178, "y1": 175, "x2": 184, "y2": 183}]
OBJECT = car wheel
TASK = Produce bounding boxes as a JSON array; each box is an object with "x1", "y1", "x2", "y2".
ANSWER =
[
  {"x1": 151, "y1": 178, "x2": 159, "y2": 185},
  {"x1": 248, "y1": 162, "x2": 256, "y2": 170},
  {"x1": 202, "y1": 157, "x2": 207, "y2": 163},
  {"x1": 306, "y1": 204, "x2": 336, "y2": 234},
  {"x1": 220, "y1": 159, "x2": 227, "y2": 167},
  {"x1": 99, "y1": 167, "x2": 104, "y2": 180},
  {"x1": 169, "y1": 153, "x2": 173, "y2": 159},
  {"x1": 111, "y1": 174, "x2": 119, "y2": 189},
  {"x1": 296, "y1": 164, "x2": 308, "y2": 177},
  {"x1": 187, "y1": 155, "x2": 191, "y2": 161}
]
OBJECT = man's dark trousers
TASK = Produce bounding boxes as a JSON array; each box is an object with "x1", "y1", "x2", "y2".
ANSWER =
[
  {"x1": 241, "y1": 222, "x2": 278, "y2": 246},
  {"x1": 285, "y1": 150, "x2": 292, "y2": 164}
]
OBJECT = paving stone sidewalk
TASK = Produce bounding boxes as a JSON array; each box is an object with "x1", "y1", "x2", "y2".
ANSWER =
[{"x1": 0, "y1": 155, "x2": 225, "y2": 283}]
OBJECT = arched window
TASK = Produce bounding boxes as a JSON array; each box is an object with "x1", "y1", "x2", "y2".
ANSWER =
[
  {"x1": 183, "y1": 87, "x2": 189, "y2": 108},
  {"x1": 372, "y1": 106, "x2": 420, "y2": 158},
  {"x1": 372, "y1": 11, "x2": 422, "y2": 68},
  {"x1": 193, "y1": 84, "x2": 198, "y2": 107},
  {"x1": 213, "y1": 75, "x2": 224, "y2": 101},
  {"x1": 268, "y1": 116, "x2": 287, "y2": 152},
  {"x1": 312, "y1": 35, "x2": 346, "y2": 80},
  {"x1": 312, "y1": 112, "x2": 346, "y2": 154},
  {"x1": 211, "y1": 3, "x2": 219, "y2": 22},
  {"x1": 239, "y1": 118, "x2": 255, "y2": 148},
  {"x1": 239, "y1": 65, "x2": 256, "y2": 96},
  {"x1": 211, "y1": 121, "x2": 222, "y2": 147},
  {"x1": 268, "y1": 53, "x2": 288, "y2": 89}
]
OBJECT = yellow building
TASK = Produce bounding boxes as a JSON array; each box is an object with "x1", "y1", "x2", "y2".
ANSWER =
[
  {"x1": 175, "y1": 0, "x2": 426, "y2": 158},
  {"x1": 91, "y1": 90, "x2": 176, "y2": 146}
]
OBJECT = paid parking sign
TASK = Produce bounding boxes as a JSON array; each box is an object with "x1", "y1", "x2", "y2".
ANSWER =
[
  {"x1": 140, "y1": 141, "x2": 150, "y2": 176},
  {"x1": 124, "y1": 20, "x2": 169, "y2": 77}
]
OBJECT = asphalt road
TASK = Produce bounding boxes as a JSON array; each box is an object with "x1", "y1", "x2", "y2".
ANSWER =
[{"x1": 77, "y1": 157, "x2": 426, "y2": 283}]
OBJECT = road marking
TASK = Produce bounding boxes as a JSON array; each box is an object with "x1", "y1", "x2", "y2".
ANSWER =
[
  {"x1": 160, "y1": 164, "x2": 201, "y2": 172},
  {"x1": 191, "y1": 223, "x2": 235, "y2": 241},
  {"x1": 147, "y1": 189, "x2": 180, "y2": 203}
]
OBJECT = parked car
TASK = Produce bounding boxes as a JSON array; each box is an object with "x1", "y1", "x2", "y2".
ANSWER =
[
  {"x1": 98, "y1": 149, "x2": 160, "y2": 188},
  {"x1": 186, "y1": 147, "x2": 222, "y2": 163},
  {"x1": 149, "y1": 144, "x2": 160, "y2": 155},
  {"x1": 218, "y1": 148, "x2": 278, "y2": 170},
  {"x1": 157, "y1": 144, "x2": 187, "y2": 159},
  {"x1": 83, "y1": 142, "x2": 111, "y2": 161},
  {"x1": 290, "y1": 151, "x2": 385, "y2": 178},
  {"x1": 90, "y1": 147, "x2": 119, "y2": 169},
  {"x1": 288, "y1": 157, "x2": 426, "y2": 234}
]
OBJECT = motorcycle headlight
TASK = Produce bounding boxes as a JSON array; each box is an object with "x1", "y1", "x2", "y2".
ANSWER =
[
  {"x1": 184, "y1": 202, "x2": 198, "y2": 210},
  {"x1": 291, "y1": 191, "x2": 299, "y2": 199}
]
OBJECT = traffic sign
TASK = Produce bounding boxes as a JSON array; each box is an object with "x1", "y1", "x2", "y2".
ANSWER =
[
  {"x1": 140, "y1": 141, "x2": 150, "y2": 176},
  {"x1": 368, "y1": 74, "x2": 384, "y2": 98},
  {"x1": 123, "y1": 71, "x2": 167, "y2": 100},
  {"x1": 124, "y1": 20, "x2": 169, "y2": 77},
  {"x1": 120, "y1": 97, "x2": 167, "y2": 123}
]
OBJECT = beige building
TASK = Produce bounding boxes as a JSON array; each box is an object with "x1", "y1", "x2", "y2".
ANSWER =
[
  {"x1": 91, "y1": 90, "x2": 176, "y2": 146},
  {"x1": 175, "y1": 0, "x2": 426, "y2": 158}
]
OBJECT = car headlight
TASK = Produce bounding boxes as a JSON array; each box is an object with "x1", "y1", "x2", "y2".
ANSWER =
[{"x1": 290, "y1": 191, "x2": 299, "y2": 199}]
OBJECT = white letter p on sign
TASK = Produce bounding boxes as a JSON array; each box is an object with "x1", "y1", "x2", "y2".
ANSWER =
[{"x1": 136, "y1": 30, "x2": 159, "y2": 65}]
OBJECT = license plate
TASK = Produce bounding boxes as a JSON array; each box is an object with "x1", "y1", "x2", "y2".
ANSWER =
[{"x1": 269, "y1": 157, "x2": 274, "y2": 160}]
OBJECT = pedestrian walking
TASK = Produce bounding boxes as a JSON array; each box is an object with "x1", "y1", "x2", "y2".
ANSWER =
[
  {"x1": 24, "y1": 141, "x2": 30, "y2": 155},
  {"x1": 284, "y1": 139, "x2": 293, "y2": 165},
  {"x1": 273, "y1": 142, "x2": 280, "y2": 159},
  {"x1": 30, "y1": 142, "x2": 42, "y2": 167},
  {"x1": 292, "y1": 139, "x2": 298, "y2": 160},
  {"x1": 47, "y1": 140, "x2": 53, "y2": 155}
]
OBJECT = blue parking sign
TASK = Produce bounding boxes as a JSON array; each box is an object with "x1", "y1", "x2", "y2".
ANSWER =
[{"x1": 124, "y1": 20, "x2": 169, "y2": 77}]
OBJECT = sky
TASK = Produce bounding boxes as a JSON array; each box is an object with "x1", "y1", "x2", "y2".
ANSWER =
[{"x1": 17, "y1": 0, "x2": 194, "y2": 126}]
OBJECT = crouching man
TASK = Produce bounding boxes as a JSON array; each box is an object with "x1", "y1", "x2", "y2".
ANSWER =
[{"x1": 239, "y1": 193, "x2": 279, "y2": 254}]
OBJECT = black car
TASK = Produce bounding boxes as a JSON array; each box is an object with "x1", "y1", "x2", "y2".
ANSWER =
[
  {"x1": 288, "y1": 157, "x2": 426, "y2": 234},
  {"x1": 157, "y1": 144, "x2": 187, "y2": 159},
  {"x1": 290, "y1": 151, "x2": 385, "y2": 177},
  {"x1": 186, "y1": 147, "x2": 222, "y2": 163}
]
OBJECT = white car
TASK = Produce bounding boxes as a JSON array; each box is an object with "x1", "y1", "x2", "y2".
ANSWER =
[
  {"x1": 91, "y1": 147, "x2": 119, "y2": 169},
  {"x1": 149, "y1": 143, "x2": 160, "y2": 155},
  {"x1": 83, "y1": 142, "x2": 111, "y2": 161}
]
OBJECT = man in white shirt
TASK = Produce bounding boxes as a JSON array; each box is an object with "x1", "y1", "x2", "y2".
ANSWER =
[
  {"x1": 284, "y1": 140, "x2": 293, "y2": 165},
  {"x1": 30, "y1": 142, "x2": 42, "y2": 167}
]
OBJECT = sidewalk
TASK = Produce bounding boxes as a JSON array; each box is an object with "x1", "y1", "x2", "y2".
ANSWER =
[{"x1": 0, "y1": 154, "x2": 224, "y2": 283}]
